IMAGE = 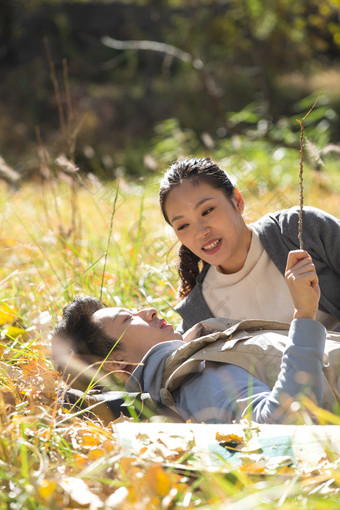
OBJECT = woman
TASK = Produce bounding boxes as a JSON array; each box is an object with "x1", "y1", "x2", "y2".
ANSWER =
[{"x1": 159, "y1": 157, "x2": 340, "y2": 333}]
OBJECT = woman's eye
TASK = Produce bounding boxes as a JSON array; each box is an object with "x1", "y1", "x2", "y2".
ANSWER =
[
  {"x1": 202, "y1": 207, "x2": 214, "y2": 216},
  {"x1": 177, "y1": 224, "x2": 188, "y2": 231},
  {"x1": 123, "y1": 314, "x2": 132, "y2": 322}
]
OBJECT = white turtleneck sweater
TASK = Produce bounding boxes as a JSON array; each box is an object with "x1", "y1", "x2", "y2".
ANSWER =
[{"x1": 202, "y1": 228, "x2": 338, "y2": 329}]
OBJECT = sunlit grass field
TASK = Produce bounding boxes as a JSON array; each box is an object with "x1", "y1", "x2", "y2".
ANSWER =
[{"x1": 1, "y1": 151, "x2": 340, "y2": 508}]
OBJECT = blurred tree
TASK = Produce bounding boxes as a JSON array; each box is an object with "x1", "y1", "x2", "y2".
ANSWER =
[{"x1": 0, "y1": 0, "x2": 340, "y2": 177}]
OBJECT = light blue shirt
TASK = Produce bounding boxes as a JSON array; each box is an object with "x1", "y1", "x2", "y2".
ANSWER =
[{"x1": 126, "y1": 318, "x2": 326, "y2": 424}]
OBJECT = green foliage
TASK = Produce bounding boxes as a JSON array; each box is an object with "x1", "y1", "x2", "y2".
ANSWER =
[
  {"x1": 1, "y1": 0, "x2": 340, "y2": 178},
  {"x1": 148, "y1": 94, "x2": 340, "y2": 214}
]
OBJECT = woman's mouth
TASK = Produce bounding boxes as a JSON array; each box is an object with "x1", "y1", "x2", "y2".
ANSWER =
[{"x1": 202, "y1": 238, "x2": 221, "y2": 254}]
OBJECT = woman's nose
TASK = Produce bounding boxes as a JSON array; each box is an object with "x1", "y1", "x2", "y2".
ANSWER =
[{"x1": 196, "y1": 222, "x2": 210, "y2": 239}]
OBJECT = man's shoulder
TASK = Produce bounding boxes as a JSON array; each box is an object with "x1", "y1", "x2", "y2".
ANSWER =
[{"x1": 145, "y1": 340, "x2": 186, "y2": 359}]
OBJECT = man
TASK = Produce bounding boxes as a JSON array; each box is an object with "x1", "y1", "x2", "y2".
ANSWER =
[{"x1": 52, "y1": 250, "x2": 340, "y2": 424}]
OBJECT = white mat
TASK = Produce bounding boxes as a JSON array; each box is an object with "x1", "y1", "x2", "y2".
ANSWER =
[{"x1": 114, "y1": 422, "x2": 340, "y2": 472}]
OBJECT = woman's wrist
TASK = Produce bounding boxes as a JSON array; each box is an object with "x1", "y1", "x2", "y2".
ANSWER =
[{"x1": 293, "y1": 308, "x2": 317, "y2": 320}]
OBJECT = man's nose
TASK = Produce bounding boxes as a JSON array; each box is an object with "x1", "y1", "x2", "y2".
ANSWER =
[{"x1": 137, "y1": 308, "x2": 158, "y2": 321}]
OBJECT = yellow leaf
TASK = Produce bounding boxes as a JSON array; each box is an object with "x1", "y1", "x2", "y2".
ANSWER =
[
  {"x1": 0, "y1": 304, "x2": 18, "y2": 325},
  {"x1": 88, "y1": 448, "x2": 104, "y2": 460},
  {"x1": 73, "y1": 453, "x2": 88, "y2": 468},
  {"x1": 78, "y1": 434, "x2": 99, "y2": 448},
  {"x1": 38, "y1": 480, "x2": 57, "y2": 500},
  {"x1": 240, "y1": 462, "x2": 266, "y2": 474},
  {"x1": 0, "y1": 238, "x2": 16, "y2": 247},
  {"x1": 147, "y1": 465, "x2": 171, "y2": 497},
  {"x1": 5, "y1": 326, "x2": 26, "y2": 339},
  {"x1": 216, "y1": 432, "x2": 244, "y2": 444},
  {"x1": 22, "y1": 359, "x2": 38, "y2": 378}
]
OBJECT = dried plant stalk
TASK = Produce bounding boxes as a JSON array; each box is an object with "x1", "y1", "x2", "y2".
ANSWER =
[{"x1": 296, "y1": 95, "x2": 320, "y2": 249}]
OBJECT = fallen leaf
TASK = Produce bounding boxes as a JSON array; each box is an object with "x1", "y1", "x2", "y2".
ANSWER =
[
  {"x1": 0, "y1": 303, "x2": 18, "y2": 325},
  {"x1": 0, "y1": 389, "x2": 16, "y2": 419},
  {"x1": 38, "y1": 479, "x2": 57, "y2": 500},
  {"x1": 216, "y1": 432, "x2": 244, "y2": 444},
  {"x1": 59, "y1": 477, "x2": 102, "y2": 507},
  {"x1": 4, "y1": 326, "x2": 26, "y2": 339},
  {"x1": 148, "y1": 464, "x2": 171, "y2": 497},
  {"x1": 105, "y1": 486, "x2": 128, "y2": 507},
  {"x1": 216, "y1": 432, "x2": 244, "y2": 452}
]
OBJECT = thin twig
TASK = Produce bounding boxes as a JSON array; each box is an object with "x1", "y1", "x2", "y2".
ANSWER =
[
  {"x1": 296, "y1": 95, "x2": 320, "y2": 249},
  {"x1": 62, "y1": 58, "x2": 74, "y2": 159},
  {"x1": 102, "y1": 36, "x2": 192, "y2": 63},
  {"x1": 44, "y1": 39, "x2": 66, "y2": 142},
  {"x1": 100, "y1": 184, "x2": 119, "y2": 302}
]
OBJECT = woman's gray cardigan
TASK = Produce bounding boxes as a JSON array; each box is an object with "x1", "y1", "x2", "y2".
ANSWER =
[{"x1": 175, "y1": 206, "x2": 340, "y2": 333}]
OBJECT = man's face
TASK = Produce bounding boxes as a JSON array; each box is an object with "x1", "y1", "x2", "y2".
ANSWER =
[{"x1": 92, "y1": 307, "x2": 183, "y2": 368}]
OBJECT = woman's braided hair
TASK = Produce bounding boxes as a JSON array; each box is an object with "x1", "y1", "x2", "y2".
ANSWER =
[{"x1": 159, "y1": 157, "x2": 235, "y2": 299}]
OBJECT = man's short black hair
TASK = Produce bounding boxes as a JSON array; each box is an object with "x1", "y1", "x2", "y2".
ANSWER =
[
  {"x1": 51, "y1": 296, "x2": 123, "y2": 391},
  {"x1": 53, "y1": 295, "x2": 122, "y2": 363}
]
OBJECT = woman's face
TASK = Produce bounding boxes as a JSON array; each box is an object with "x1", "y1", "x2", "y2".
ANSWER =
[{"x1": 164, "y1": 179, "x2": 252, "y2": 274}]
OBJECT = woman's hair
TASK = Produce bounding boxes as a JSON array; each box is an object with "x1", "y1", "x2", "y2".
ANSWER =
[
  {"x1": 53, "y1": 296, "x2": 122, "y2": 360},
  {"x1": 159, "y1": 157, "x2": 235, "y2": 299}
]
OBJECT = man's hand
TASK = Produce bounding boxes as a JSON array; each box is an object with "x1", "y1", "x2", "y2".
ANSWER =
[{"x1": 284, "y1": 250, "x2": 320, "y2": 320}]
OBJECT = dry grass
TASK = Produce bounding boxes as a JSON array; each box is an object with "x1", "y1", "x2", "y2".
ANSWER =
[{"x1": 0, "y1": 164, "x2": 340, "y2": 508}]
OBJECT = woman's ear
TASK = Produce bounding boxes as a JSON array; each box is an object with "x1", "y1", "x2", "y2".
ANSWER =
[{"x1": 232, "y1": 188, "x2": 245, "y2": 213}]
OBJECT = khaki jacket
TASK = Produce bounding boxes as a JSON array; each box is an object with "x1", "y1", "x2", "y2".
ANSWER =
[{"x1": 160, "y1": 318, "x2": 340, "y2": 412}]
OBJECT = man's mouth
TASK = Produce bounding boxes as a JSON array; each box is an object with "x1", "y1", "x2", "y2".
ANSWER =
[
  {"x1": 160, "y1": 318, "x2": 171, "y2": 329},
  {"x1": 202, "y1": 238, "x2": 221, "y2": 252}
]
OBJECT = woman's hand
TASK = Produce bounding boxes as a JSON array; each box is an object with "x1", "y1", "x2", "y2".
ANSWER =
[{"x1": 284, "y1": 250, "x2": 320, "y2": 320}]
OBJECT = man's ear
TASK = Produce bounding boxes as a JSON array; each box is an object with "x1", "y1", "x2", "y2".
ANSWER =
[
  {"x1": 102, "y1": 353, "x2": 129, "y2": 373},
  {"x1": 232, "y1": 188, "x2": 245, "y2": 213}
]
